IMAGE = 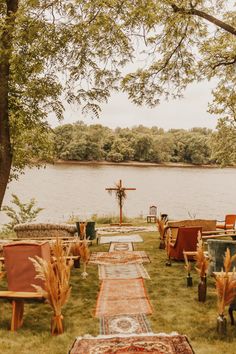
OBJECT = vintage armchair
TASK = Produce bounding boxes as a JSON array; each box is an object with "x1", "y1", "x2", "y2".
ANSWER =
[
  {"x1": 166, "y1": 226, "x2": 202, "y2": 263},
  {"x1": 216, "y1": 214, "x2": 236, "y2": 230},
  {"x1": 3, "y1": 241, "x2": 51, "y2": 292},
  {"x1": 147, "y1": 205, "x2": 157, "y2": 223}
]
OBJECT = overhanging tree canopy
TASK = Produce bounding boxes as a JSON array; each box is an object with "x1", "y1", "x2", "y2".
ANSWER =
[{"x1": 0, "y1": 0, "x2": 235, "y2": 208}]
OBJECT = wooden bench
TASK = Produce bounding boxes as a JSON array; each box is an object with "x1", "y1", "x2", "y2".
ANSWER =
[
  {"x1": 202, "y1": 233, "x2": 236, "y2": 240},
  {"x1": 0, "y1": 291, "x2": 44, "y2": 331},
  {"x1": 0, "y1": 255, "x2": 80, "y2": 267},
  {"x1": 202, "y1": 229, "x2": 236, "y2": 235}
]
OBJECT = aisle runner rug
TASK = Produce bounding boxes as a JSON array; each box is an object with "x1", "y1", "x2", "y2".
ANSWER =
[
  {"x1": 100, "y1": 314, "x2": 152, "y2": 335},
  {"x1": 89, "y1": 251, "x2": 150, "y2": 265},
  {"x1": 109, "y1": 242, "x2": 133, "y2": 252},
  {"x1": 69, "y1": 333, "x2": 195, "y2": 354},
  {"x1": 98, "y1": 264, "x2": 150, "y2": 280},
  {"x1": 95, "y1": 278, "x2": 152, "y2": 317},
  {"x1": 99, "y1": 234, "x2": 143, "y2": 244}
]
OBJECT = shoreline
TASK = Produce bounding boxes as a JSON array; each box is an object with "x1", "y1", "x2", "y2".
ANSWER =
[{"x1": 53, "y1": 160, "x2": 226, "y2": 169}]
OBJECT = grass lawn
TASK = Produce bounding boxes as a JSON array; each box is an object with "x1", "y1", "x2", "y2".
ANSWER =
[{"x1": 0, "y1": 231, "x2": 236, "y2": 353}]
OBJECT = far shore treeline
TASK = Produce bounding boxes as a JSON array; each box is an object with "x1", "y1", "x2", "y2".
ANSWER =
[{"x1": 50, "y1": 122, "x2": 235, "y2": 166}]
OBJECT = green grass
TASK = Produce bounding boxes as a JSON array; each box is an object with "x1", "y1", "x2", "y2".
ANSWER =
[
  {"x1": 1, "y1": 232, "x2": 236, "y2": 353},
  {"x1": 68, "y1": 214, "x2": 146, "y2": 226}
]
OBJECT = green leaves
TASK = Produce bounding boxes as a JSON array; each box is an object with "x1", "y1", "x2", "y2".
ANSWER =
[
  {"x1": 211, "y1": 119, "x2": 236, "y2": 166},
  {"x1": 2, "y1": 193, "x2": 43, "y2": 230},
  {"x1": 0, "y1": 0, "x2": 236, "y2": 202}
]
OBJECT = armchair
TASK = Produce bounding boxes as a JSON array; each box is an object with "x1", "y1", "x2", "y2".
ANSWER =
[
  {"x1": 216, "y1": 214, "x2": 236, "y2": 230},
  {"x1": 166, "y1": 226, "x2": 202, "y2": 262}
]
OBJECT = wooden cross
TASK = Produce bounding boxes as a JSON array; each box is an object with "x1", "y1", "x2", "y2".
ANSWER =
[{"x1": 106, "y1": 179, "x2": 136, "y2": 225}]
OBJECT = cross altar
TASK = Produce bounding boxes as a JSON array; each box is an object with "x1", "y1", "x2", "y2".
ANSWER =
[{"x1": 106, "y1": 179, "x2": 136, "y2": 225}]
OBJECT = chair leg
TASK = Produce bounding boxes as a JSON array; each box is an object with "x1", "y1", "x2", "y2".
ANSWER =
[
  {"x1": 229, "y1": 305, "x2": 235, "y2": 325},
  {"x1": 11, "y1": 300, "x2": 24, "y2": 331},
  {"x1": 159, "y1": 239, "x2": 165, "y2": 249}
]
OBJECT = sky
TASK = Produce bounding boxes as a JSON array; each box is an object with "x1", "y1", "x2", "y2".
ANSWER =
[
  {"x1": 47, "y1": 1, "x2": 236, "y2": 132},
  {"x1": 49, "y1": 79, "x2": 218, "y2": 131}
]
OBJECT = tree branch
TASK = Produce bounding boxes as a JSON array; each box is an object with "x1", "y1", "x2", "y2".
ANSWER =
[
  {"x1": 212, "y1": 57, "x2": 236, "y2": 70},
  {"x1": 171, "y1": 4, "x2": 236, "y2": 36}
]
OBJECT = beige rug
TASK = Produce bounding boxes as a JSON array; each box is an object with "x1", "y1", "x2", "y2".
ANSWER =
[
  {"x1": 98, "y1": 264, "x2": 150, "y2": 280},
  {"x1": 99, "y1": 234, "x2": 143, "y2": 244},
  {"x1": 89, "y1": 251, "x2": 150, "y2": 265},
  {"x1": 100, "y1": 314, "x2": 152, "y2": 335},
  {"x1": 95, "y1": 278, "x2": 152, "y2": 317},
  {"x1": 109, "y1": 242, "x2": 133, "y2": 252}
]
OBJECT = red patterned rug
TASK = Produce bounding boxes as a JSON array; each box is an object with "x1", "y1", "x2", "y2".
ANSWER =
[
  {"x1": 95, "y1": 278, "x2": 152, "y2": 317},
  {"x1": 69, "y1": 334, "x2": 195, "y2": 354}
]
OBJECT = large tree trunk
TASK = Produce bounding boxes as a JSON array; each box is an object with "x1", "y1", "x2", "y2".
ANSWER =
[{"x1": 0, "y1": 0, "x2": 19, "y2": 209}]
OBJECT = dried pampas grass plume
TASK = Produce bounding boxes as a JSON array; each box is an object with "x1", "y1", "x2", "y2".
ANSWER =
[
  {"x1": 195, "y1": 233, "x2": 208, "y2": 278},
  {"x1": 184, "y1": 253, "x2": 192, "y2": 275},
  {"x1": 215, "y1": 248, "x2": 236, "y2": 315},
  {"x1": 79, "y1": 237, "x2": 90, "y2": 279},
  {"x1": 79, "y1": 222, "x2": 87, "y2": 240},
  {"x1": 30, "y1": 238, "x2": 73, "y2": 335}
]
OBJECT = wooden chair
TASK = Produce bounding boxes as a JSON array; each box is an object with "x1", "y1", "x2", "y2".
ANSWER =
[
  {"x1": 1, "y1": 242, "x2": 51, "y2": 331},
  {"x1": 146, "y1": 205, "x2": 157, "y2": 223},
  {"x1": 166, "y1": 226, "x2": 202, "y2": 263},
  {"x1": 216, "y1": 215, "x2": 236, "y2": 230}
]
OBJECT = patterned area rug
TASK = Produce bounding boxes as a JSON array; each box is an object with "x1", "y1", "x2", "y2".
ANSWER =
[
  {"x1": 109, "y1": 242, "x2": 133, "y2": 252},
  {"x1": 89, "y1": 251, "x2": 150, "y2": 265},
  {"x1": 95, "y1": 278, "x2": 152, "y2": 317},
  {"x1": 100, "y1": 314, "x2": 152, "y2": 335},
  {"x1": 69, "y1": 334, "x2": 195, "y2": 354},
  {"x1": 97, "y1": 225, "x2": 156, "y2": 235},
  {"x1": 99, "y1": 234, "x2": 143, "y2": 244},
  {"x1": 98, "y1": 264, "x2": 150, "y2": 280}
]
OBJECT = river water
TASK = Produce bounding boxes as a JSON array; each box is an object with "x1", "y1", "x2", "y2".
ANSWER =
[{"x1": 0, "y1": 163, "x2": 235, "y2": 225}]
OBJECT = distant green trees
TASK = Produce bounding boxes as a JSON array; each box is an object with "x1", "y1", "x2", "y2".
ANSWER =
[{"x1": 53, "y1": 122, "x2": 234, "y2": 166}]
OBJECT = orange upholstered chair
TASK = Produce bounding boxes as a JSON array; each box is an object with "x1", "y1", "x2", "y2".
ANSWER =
[
  {"x1": 3, "y1": 242, "x2": 51, "y2": 292},
  {"x1": 167, "y1": 227, "x2": 202, "y2": 261},
  {"x1": 217, "y1": 215, "x2": 236, "y2": 230}
]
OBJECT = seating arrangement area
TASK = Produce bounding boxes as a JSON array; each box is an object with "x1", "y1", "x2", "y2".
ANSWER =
[{"x1": 0, "y1": 213, "x2": 236, "y2": 353}]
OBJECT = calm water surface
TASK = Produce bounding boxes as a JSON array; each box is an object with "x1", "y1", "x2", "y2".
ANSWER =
[{"x1": 0, "y1": 164, "x2": 235, "y2": 225}]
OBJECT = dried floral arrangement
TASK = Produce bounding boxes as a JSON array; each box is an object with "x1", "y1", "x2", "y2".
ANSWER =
[
  {"x1": 184, "y1": 253, "x2": 192, "y2": 276},
  {"x1": 78, "y1": 237, "x2": 90, "y2": 278},
  {"x1": 30, "y1": 239, "x2": 73, "y2": 335},
  {"x1": 195, "y1": 233, "x2": 208, "y2": 278},
  {"x1": 215, "y1": 248, "x2": 236, "y2": 316},
  {"x1": 70, "y1": 239, "x2": 81, "y2": 257},
  {"x1": 79, "y1": 222, "x2": 87, "y2": 240},
  {"x1": 157, "y1": 217, "x2": 166, "y2": 242}
]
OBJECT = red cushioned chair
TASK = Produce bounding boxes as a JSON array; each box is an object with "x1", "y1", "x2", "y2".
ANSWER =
[
  {"x1": 216, "y1": 215, "x2": 236, "y2": 230},
  {"x1": 167, "y1": 227, "x2": 202, "y2": 262}
]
